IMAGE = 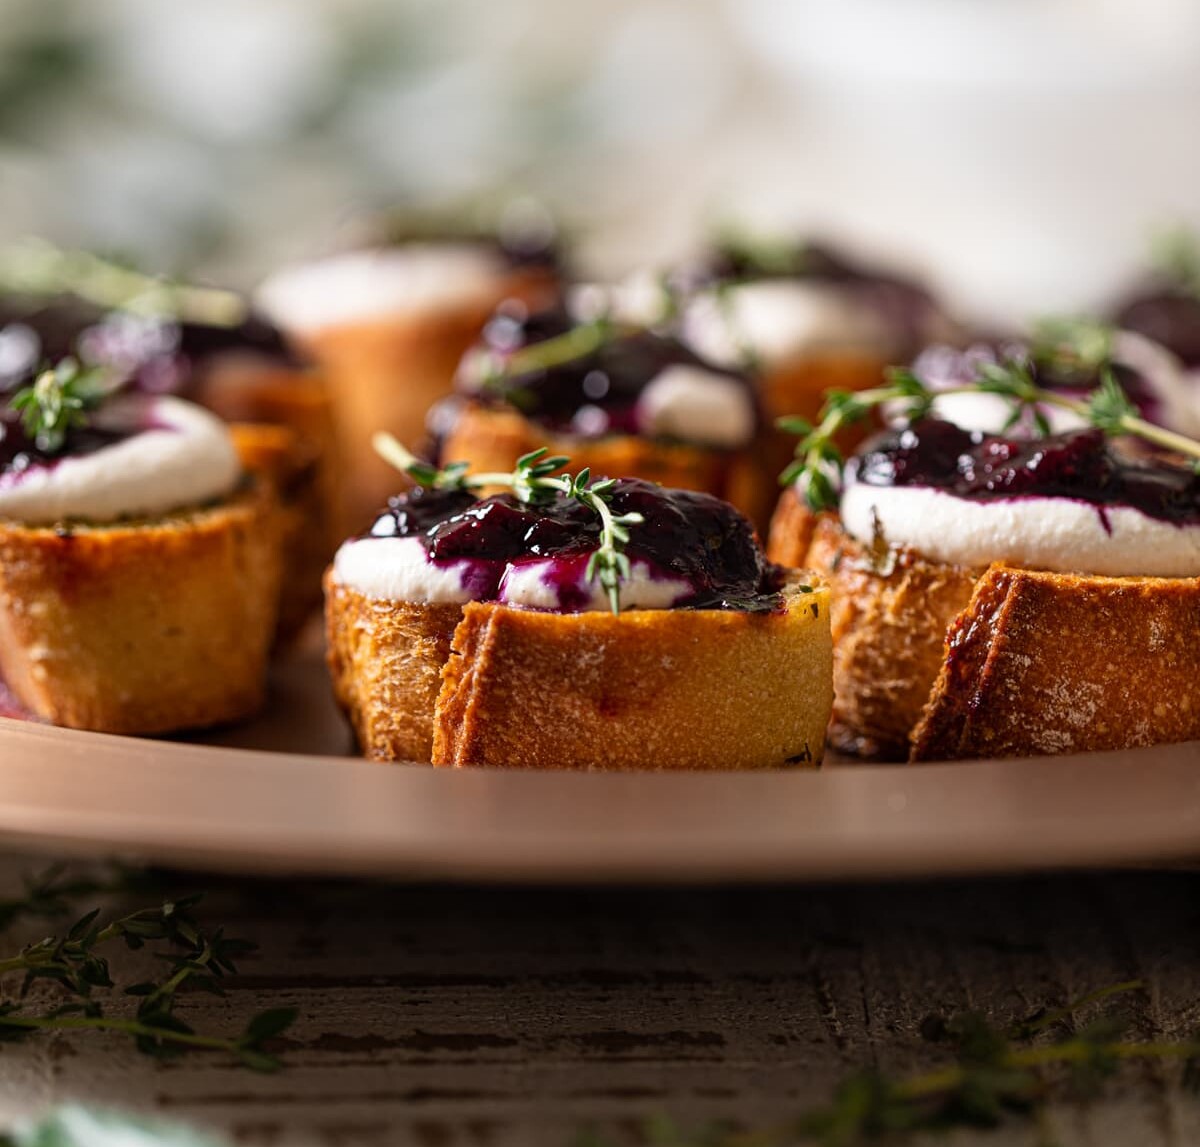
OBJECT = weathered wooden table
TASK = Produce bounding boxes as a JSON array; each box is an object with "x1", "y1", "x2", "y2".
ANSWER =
[{"x1": 0, "y1": 851, "x2": 1196, "y2": 1146}]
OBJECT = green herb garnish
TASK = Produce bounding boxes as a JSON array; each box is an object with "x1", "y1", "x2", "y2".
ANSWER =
[
  {"x1": 593, "y1": 981, "x2": 1200, "y2": 1147},
  {"x1": 0, "y1": 866, "x2": 296, "y2": 1072},
  {"x1": 374, "y1": 435, "x2": 644, "y2": 616},
  {"x1": 779, "y1": 348, "x2": 1200, "y2": 512},
  {"x1": 477, "y1": 317, "x2": 617, "y2": 391},
  {"x1": 0, "y1": 238, "x2": 245, "y2": 327},
  {"x1": 9, "y1": 359, "x2": 113, "y2": 453},
  {"x1": 712, "y1": 226, "x2": 810, "y2": 279}
]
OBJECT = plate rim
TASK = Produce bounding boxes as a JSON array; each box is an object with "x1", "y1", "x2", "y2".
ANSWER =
[{"x1": 1, "y1": 716, "x2": 1199, "y2": 882}]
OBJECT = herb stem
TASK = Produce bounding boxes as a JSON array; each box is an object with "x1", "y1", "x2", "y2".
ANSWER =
[
  {"x1": 0, "y1": 1012, "x2": 239, "y2": 1052},
  {"x1": 0, "y1": 240, "x2": 245, "y2": 326},
  {"x1": 780, "y1": 362, "x2": 1200, "y2": 512},
  {"x1": 1035, "y1": 390, "x2": 1200, "y2": 460},
  {"x1": 494, "y1": 319, "x2": 613, "y2": 379}
]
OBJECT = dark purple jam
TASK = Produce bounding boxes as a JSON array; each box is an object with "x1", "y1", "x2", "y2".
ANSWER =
[
  {"x1": 850, "y1": 419, "x2": 1200, "y2": 528},
  {"x1": 0, "y1": 293, "x2": 300, "y2": 400},
  {"x1": 1112, "y1": 288, "x2": 1200, "y2": 368},
  {"x1": 366, "y1": 478, "x2": 784, "y2": 612},
  {"x1": 0, "y1": 409, "x2": 138, "y2": 480},
  {"x1": 452, "y1": 304, "x2": 757, "y2": 441}
]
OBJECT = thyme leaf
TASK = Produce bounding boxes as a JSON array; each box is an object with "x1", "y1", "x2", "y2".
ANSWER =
[
  {"x1": 374, "y1": 436, "x2": 643, "y2": 615},
  {"x1": 9, "y1": 359, "x2": 114, "y2": 453}
]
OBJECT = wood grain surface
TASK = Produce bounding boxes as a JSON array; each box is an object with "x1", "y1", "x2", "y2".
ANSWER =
[{"x1": 0, "y1": 852, "x2": 1197, "y2": 1146}]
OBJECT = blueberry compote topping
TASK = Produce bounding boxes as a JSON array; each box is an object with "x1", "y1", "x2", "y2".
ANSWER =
[
  {"x1": 459, "y1": 305, "x2": 756, "y2": 439},
  {"x1": 367, "y1": 478, "x2": 784, "y2": 612},
  {"x1": 0, "y1": 407, "x2": 138, "y2": 480},
  {"x1": 0, "y1": 295, "x2": 299, "y2": 399},
  {"x1": 1113, "y1": 288, "x2": 1200, "y2": 368},
  {"x1": 850, "y1": 419, "x2": 1200, "y2": 528}
]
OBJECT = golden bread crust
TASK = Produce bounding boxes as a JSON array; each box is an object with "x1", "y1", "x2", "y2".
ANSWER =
[
  {"x1": 297, "y1": 268, "x2": 558, "y2": 528},
  {"x1": 767, "y1": 488, "x2": 1200, "y2": 761},
  {"x1": 323, "y1": 571, "x2": 462, "y2": 763},
  {"x1": 912, "y1": 565, "x2": 1200, "y2": 761},
  {"x1": 439, "y1": 402, "x2": 776, "y2": 530},
  {"x1": 229, "y1": 422, "x2": 330, "y2": 640},
  {"x1": 324, "y1": 572, "x2": 833, "y2": 769},
  {"x1": 0, "y1": 486, "x2": 282, "y2": 734},
  {"x1": 770, "y1": 491, "x2": 977, "y2": 758}
]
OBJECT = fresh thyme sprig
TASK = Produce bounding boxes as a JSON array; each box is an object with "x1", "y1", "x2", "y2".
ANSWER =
[
  {"x1": 779, "y1": 351, "x2": 1200, "y2": 512},
  {"x1": 477, "y1": 317, "x2": 617, "y2": 391},
  {"x1": 9, "y1": 358, "x2": 115, "y2": 453},
  {"x1": 601, "y1": 981, "x2": 1200, "y2": 1147},
  {"x1": 0, "y1": 871, "x2": 296, "y2": 1072},
  {"x1": 374, "y1": 434, "x2": 644, "y2": 615},
  {"x1": 0, "y1": 238, "x2": 246, "y2": 326}
]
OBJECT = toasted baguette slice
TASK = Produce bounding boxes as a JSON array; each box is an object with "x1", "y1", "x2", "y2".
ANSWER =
[
  {"x1": 768, "y1": 489, "x2": 978, "y2": 758},
  {"x1": 439, "y1": 401, "x2": 776, "y2": 531},
  {"x1": 296, "y1": 268, "x2": 557, "y2": 528},
  {"x1": 0, "y1": 485, "x2": 282, "y2": 734},
  {"x1": 325, "y1": 572, "x2": 832, "y2": 769},
  {"x1": 911, "y1": 565, "x2": 1200, "y2": 761},
  {"x1": 768, "y1": 487, "x2": 1200, "y2": 761}
]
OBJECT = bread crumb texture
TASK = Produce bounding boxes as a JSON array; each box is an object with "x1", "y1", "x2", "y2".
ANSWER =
[{"x1": 0, "y1": 486, "x2": 281, "y2": 733}]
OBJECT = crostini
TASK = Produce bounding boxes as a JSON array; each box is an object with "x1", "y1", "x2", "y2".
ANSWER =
[
  {"x1": 0, "y1": 257, "x2": 337, "y2": 638},
  {"x1": 769, "y1": 400, "x2": 1200, "y2": 761},
  {"x1": 255, "y1": 225, "x2": 561, "y2": 525},
  {"x1": 326, "y1": 447, "x2": 832, "y2": 769},
  {"x1": 0, "y1": 361, "x2": 281, "y2": 733},
  {"x1": 654, "y1": 236, "x2": 957, "y2": 473},
  {"x1": 434, "y1": 306, "x2": 776, "y2": 528}
]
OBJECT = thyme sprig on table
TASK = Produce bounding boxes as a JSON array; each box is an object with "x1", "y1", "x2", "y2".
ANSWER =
[
  {"x1": 0, "y1": 868, "x2": 296, "y2": 1072},
  {"x1": 374, "y1": 434, "x2": 644, "y2": 615},
  {"x1": 9, "y1": 358, "x2": 115, "y2": 453},
  {"x1": 597, "y1": 981, "x2": 1200, "y2": 1147},
  {"x1": 779, "y1": 345, "x2": 1200, "y2": 512}
]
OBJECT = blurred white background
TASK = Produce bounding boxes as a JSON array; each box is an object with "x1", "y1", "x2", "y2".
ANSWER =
[{"x1": 1, "y1": 0, "x2": 1198, "y2": 320}]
